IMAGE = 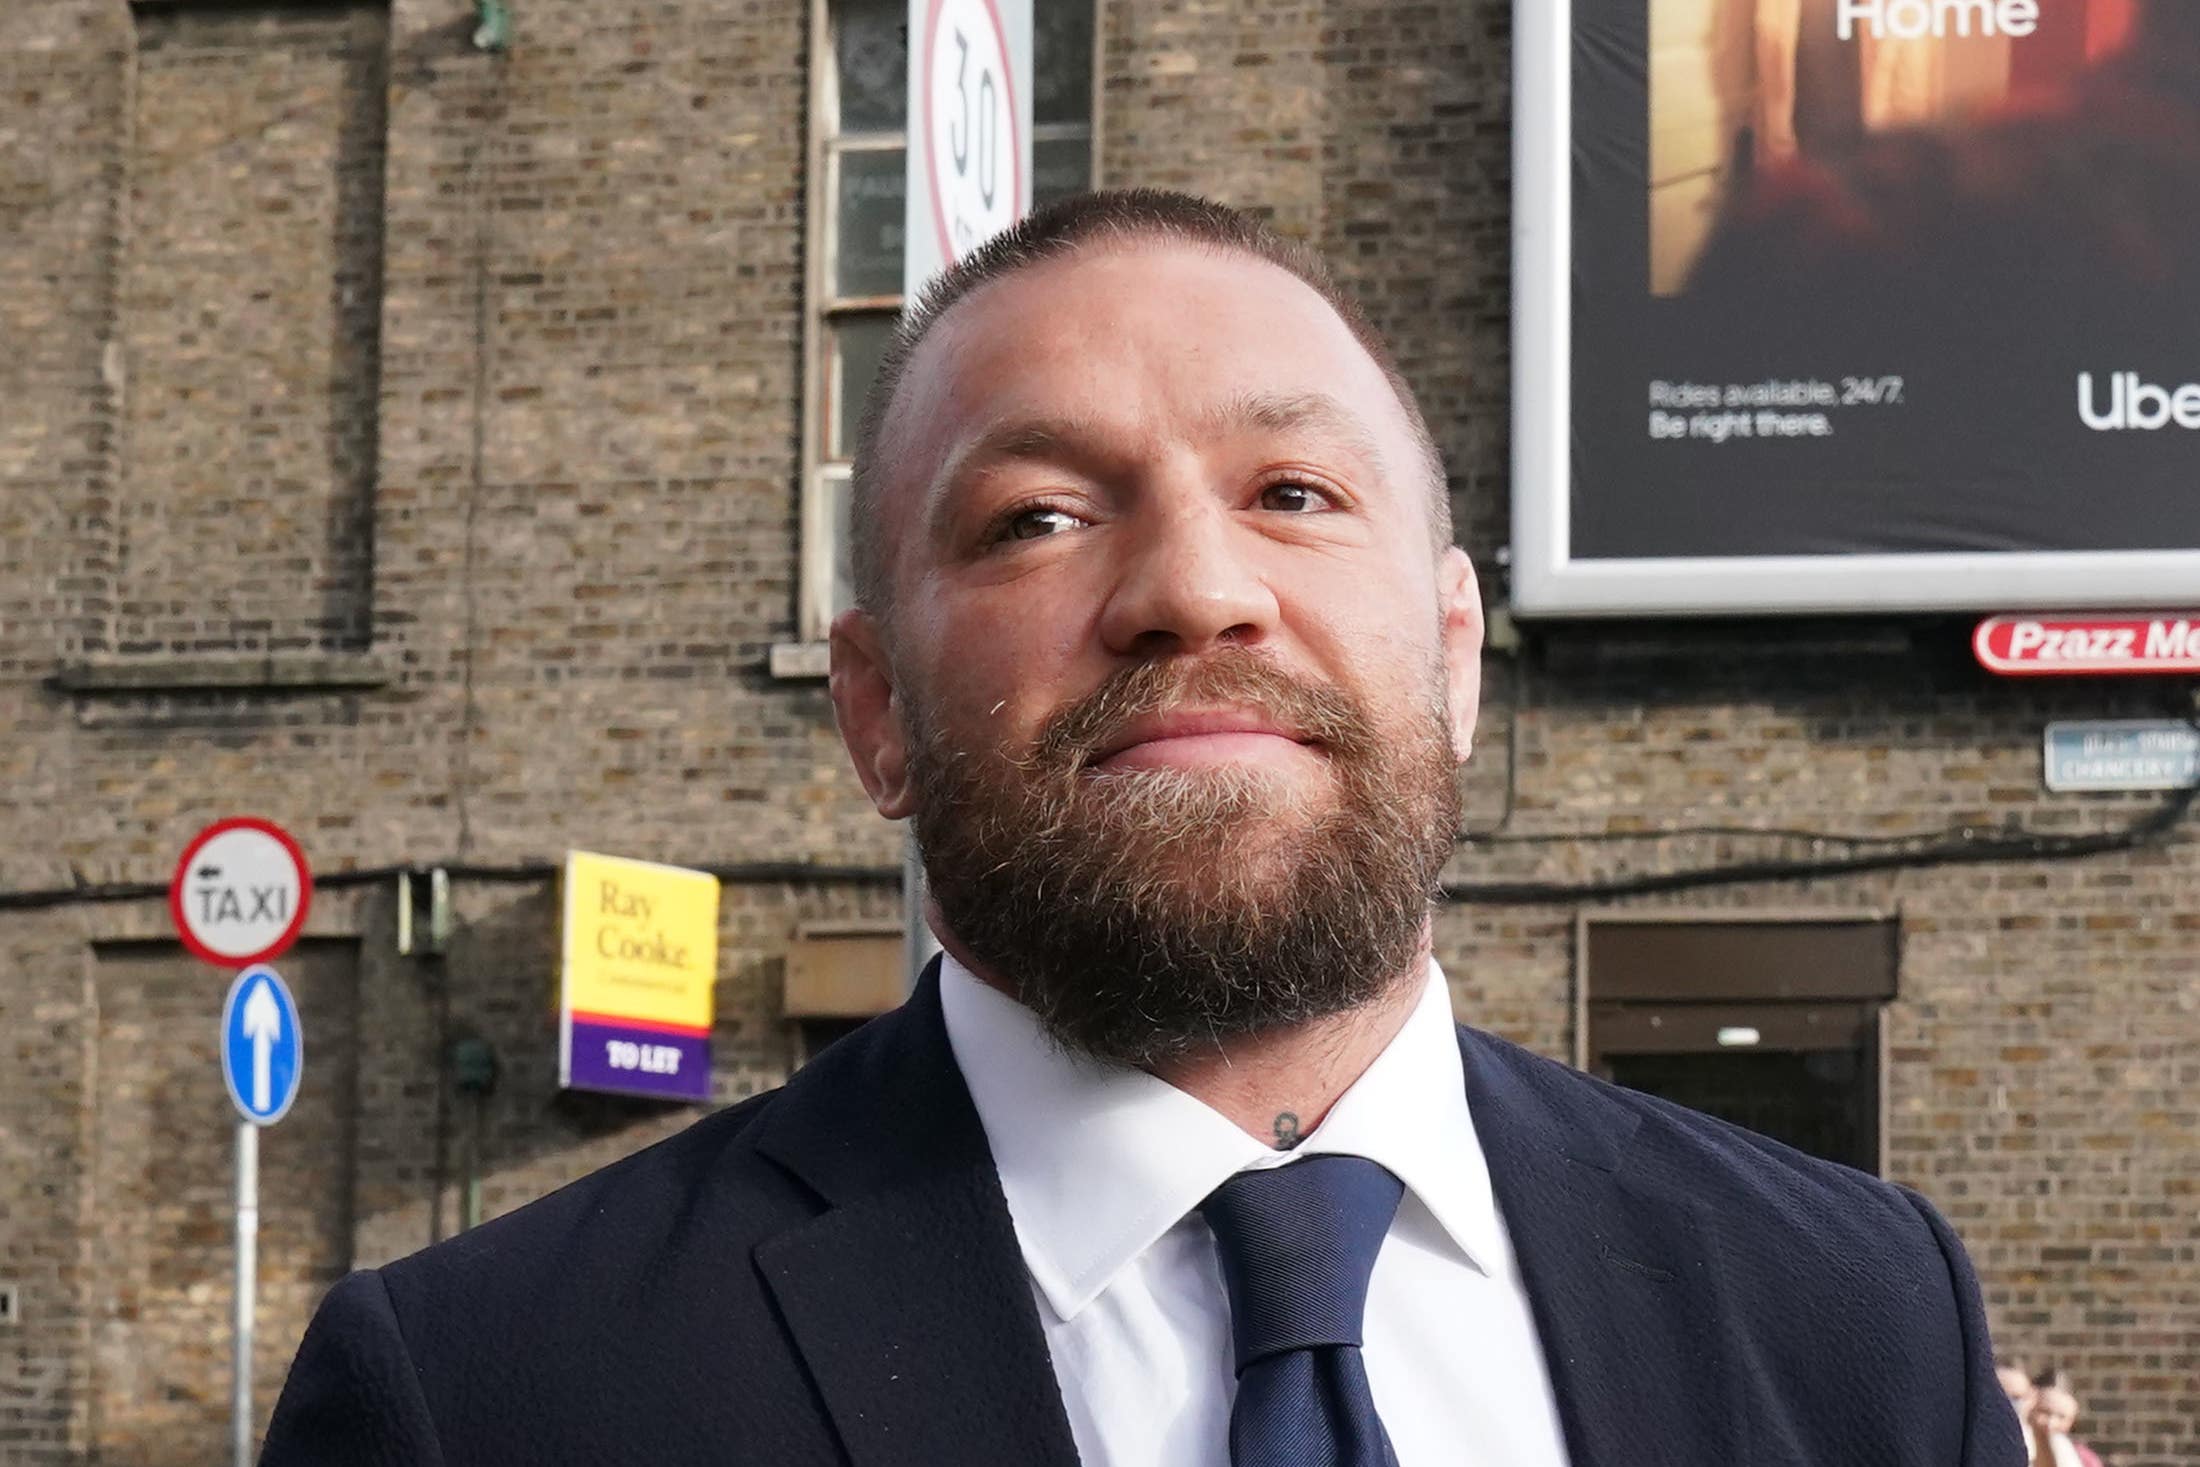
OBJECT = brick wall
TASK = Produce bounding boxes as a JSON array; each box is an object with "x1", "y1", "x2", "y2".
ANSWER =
[
  {"x1": 0, "y1": 0, "x2": 2190, "y2": 1462},
  {"x1": 2, "y1": 6, "x2": 133, "y2": 1452}
]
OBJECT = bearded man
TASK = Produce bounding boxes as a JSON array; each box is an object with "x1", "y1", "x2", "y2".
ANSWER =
[{"x1": 263, "y1": 190, "x2": 2022, "y2": 1467}]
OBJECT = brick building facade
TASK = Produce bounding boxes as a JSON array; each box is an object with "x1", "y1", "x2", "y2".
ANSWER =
[{"x1": 1, "y1": 1, "x2": 2191, "y2": 1462}]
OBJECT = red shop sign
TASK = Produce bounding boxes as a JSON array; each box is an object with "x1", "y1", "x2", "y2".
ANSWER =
[{"x1": 1973, "y1": 613, "x2": 2200, "y2": 677}]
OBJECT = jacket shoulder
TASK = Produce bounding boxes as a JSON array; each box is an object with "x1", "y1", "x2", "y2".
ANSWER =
[
  {"x1": 375, "y1": 1085, "x2": 803, "y2": 1325},
  {"x1": 1465, "y1": 1027, "x2": 2018, "y2": 1463},
  {"x1": 1463, "y1": 1025, "x2": 1951, "y2": 1284},
  {"x1": 278, "y1": 1083, "x2": 868, "y2": 1463}
]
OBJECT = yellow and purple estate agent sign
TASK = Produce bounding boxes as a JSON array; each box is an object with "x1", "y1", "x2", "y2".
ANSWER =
[{"x1": 559, "y1": 851, "x2": 720, "y2": 1102}]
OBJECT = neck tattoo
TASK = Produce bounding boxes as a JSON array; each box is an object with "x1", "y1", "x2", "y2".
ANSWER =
[{"x1": 1271, "y1": 1111, "x2": 1302, "y2": 1150}]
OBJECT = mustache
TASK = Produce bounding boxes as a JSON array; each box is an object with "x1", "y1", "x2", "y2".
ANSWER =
[{"x1": 1028, "y1": 649, "x2": 1377, "y2": 772}]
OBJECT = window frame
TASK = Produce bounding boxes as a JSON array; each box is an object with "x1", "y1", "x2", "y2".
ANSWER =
[
  {"x1": 797, "y1": 0, "x2": 1100, "y2": 646},
  {"x1": 799, "y1": 0, "x2": 899, "y2": 644}
]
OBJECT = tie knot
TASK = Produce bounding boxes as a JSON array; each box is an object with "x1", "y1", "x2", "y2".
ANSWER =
[{"x1": 1200, "y1": 1155, "x2": 1404, "y2": 1373}]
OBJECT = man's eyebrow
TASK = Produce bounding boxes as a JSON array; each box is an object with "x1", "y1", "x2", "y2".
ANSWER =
[
  {"x1": 1204, "y1": 389, "x2": 1387, "y2": 472},
  {"x1": 942, "y1": 416, "x2": 1118, "y2": 488},
  {"x1": 966, "y1": 418, "x2": 1107, "y2": 463}
]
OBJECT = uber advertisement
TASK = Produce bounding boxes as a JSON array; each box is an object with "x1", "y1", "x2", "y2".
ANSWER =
[{"x1": 1512, "y1": 0, "x2": 2200, "y2": 615}]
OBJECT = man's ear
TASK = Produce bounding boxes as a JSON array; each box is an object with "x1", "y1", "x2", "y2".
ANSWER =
[
  {"x1": 1438, "y1": 546, "x2": 1484, "y2": 762},
  {"x1": 828, "y1": 608, "x2": 917, "y2": 820}
]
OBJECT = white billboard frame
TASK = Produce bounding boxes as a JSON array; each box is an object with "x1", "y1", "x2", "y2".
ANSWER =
[{"x1": 1508, "y1": 0, "x2": 2200, "y2": 619}]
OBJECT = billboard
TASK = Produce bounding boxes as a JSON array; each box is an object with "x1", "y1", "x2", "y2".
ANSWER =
[
  {"x1": 1512, "y1": 0, "x2": 2200, "y2": 616},
  {"x1": 559, "y1": 851, "x2": 721, "y2": 1102}
]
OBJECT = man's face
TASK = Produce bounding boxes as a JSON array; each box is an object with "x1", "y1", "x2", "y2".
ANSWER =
[{"x1": 830, "y1": 242, "x2": 1481, "y2": 1063}]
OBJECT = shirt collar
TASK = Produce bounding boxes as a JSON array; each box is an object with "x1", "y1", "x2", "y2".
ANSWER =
[{"x1": 939, "y1": 953, "x2": 1505, "y2": 1323}]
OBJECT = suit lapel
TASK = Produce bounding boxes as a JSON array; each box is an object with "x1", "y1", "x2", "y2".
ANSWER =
[
  {"x1": 1461, "y1": 1027, "x2": 1748, "y2": 1467},
  {"x1": 752, "y1": 963, "x2": 1082, "y2": 1467}
]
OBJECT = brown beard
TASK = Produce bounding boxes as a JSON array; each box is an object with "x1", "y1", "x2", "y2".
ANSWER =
[{"x1": 906, "y1": 648, "x2": 1461, "y2": 1067}]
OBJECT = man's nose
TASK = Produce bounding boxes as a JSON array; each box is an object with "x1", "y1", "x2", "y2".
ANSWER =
[{"x1": 1096, "y1": 491, "x2": 1280, "y2": 657}]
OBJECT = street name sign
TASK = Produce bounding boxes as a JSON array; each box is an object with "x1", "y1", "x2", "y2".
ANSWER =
[
  {"x1": 171, "y1": 817, "x2": 313, "y2": 967},
  {"x1": 220, "y1": 964, "x2": 304, "y2": 1126},
  {"x1": 2044, "y1": 721, "x2": 2200, "y2": 793}
]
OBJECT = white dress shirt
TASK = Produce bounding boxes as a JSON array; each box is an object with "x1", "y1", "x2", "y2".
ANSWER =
[{"x1": 939, "y1": 953, "x2": 1574, "y2": 1467}]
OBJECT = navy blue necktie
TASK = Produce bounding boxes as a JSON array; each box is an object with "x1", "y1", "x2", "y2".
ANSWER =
[{"x1": 1201, "y1": 1155, "x2": 1405, "y2": 1467}]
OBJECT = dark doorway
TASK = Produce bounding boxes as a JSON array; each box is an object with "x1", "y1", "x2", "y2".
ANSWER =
[
  {"x1": 1606, "y1": 1047, "x2": 1877, "y2": 1173},
  {"x1": 89, "y1": 938, "x2": 361, "y2": 1464},
  {"x1": 1582, "y1": 918, "x2": 1896, "y2": 1176}
]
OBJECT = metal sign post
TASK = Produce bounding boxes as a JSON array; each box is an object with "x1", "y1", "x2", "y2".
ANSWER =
[
  {"x1": 232, "y1": 1120, "x2": 257, "y2": 1467},
  {"x1": 175, "y1": 818, "x2": 310, "y2": 1467},
  {"x1": 901, "y1": 0, "x2": 1030, "y2": 990},
  {"x1": 218, "y1": 963, "x2": 303, "y2": 1467},
  {"x1": 902, "y1": 834, "x2": 941, "y2": 992}
]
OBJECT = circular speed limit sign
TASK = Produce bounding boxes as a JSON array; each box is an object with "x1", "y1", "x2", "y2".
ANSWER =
[{"x1": 922, "y1": 0, "x2": 1026, "y2": 264}]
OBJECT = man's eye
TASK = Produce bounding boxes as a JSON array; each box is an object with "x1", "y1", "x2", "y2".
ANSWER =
[
  {"x1": 1257, "y1": 481, "x2": 1333, "y2": 513},
  {"x1": 1003, "y1": 506, "x2": 1081, "y2": 541}
]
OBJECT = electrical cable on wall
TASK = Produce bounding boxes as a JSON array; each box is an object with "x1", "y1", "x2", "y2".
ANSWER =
[
  {"x1": 3, "y1": 696, "x2": 2192, "y2": 915},
  {"x1": 3, "y1": 769, "x2": 2188, "y2": 915},
  {"x1": 1443, "y1": 697, "x2": 2200, "y2": 901},
  {"x1": 1443, "y1": 776, "x2": 2196, "y2": 905}
]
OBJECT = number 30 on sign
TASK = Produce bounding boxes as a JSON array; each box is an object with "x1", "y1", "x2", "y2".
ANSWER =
[{"x1": 922, "y1": 0, "x2": 1026, "y2": 262}]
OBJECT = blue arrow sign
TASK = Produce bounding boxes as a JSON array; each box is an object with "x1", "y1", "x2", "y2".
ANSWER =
[{"x1": 221, "y1": 964, "x2": 303, "y2": 1125}]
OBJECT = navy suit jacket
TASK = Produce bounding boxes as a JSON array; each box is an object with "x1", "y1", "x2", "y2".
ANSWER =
[{"x1": 263, "y1": 966, "x2": 2025, "y2": 1466}]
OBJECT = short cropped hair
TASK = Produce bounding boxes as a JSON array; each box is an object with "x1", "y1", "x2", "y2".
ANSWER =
[{"x1": 846, "y1": 188, "x2": 1450, "y2": 614}]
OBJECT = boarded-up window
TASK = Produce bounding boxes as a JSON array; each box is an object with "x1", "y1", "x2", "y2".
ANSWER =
[
  {"x1": 89, "y1": 939, "x2": 358, "y2": 1464},
  {"x1": 115, "y1": 3, "x2": 388, "y2": 654}
]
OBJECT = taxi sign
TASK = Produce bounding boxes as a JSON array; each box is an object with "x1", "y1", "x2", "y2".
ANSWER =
[{"x1": 171, "y1": 817, "x2": 313, "y2": 968}]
